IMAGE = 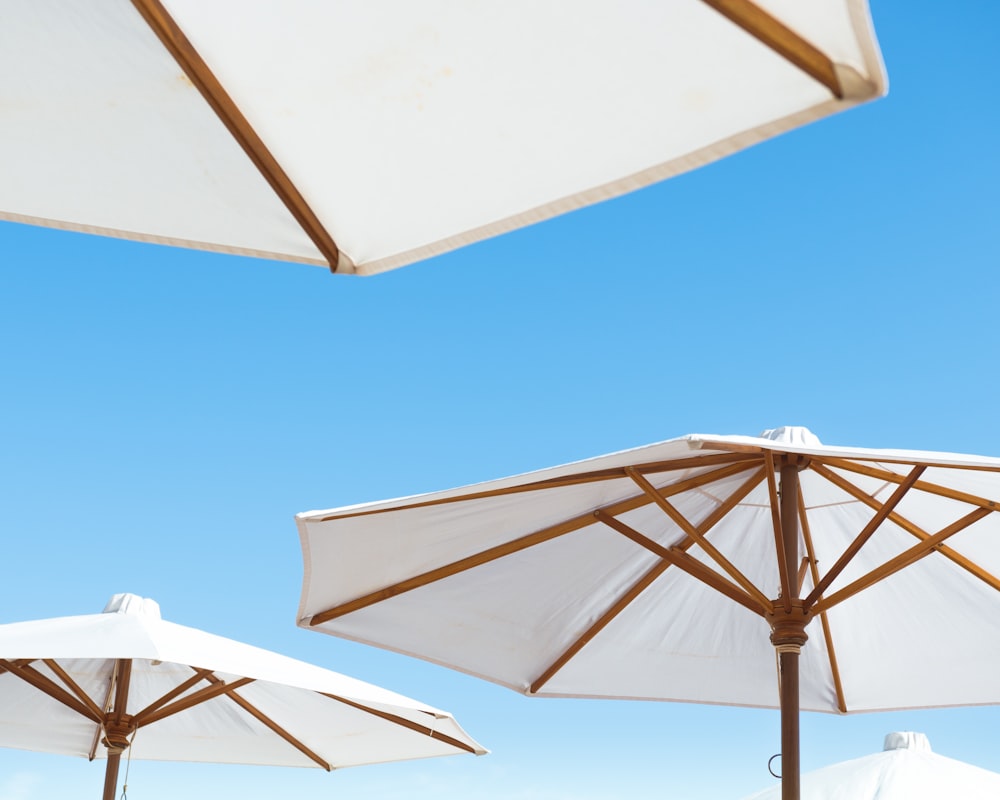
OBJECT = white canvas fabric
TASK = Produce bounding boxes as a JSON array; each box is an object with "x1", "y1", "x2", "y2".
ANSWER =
[
  {"x1": 297, "y1": 427, "x2": 1000, "y2": 712},
  {"x1": 0, "y1": 594, "x2": 485, "y2": 767},
  {"x1": 0, "y1": 1, "x2": 886, "y2": 274},
  {"x1": 742, "y1": 732, "x2": 1000, "y2": 799}
]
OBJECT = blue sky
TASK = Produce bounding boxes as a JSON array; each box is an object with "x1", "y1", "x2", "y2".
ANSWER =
[{"x1": 2, "y1": 2, "x2": 1000, "y2": 798}]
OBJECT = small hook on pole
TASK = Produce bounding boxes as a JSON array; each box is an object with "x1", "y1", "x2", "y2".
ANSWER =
[{"x1": 768, "y1": 753, "x2": 782, "y2": 779}]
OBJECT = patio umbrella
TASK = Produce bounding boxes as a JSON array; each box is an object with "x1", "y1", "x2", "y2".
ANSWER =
[
  {"x1": 295, "y1": 426, "x2": 1000, "y2": 800},
  {"x1": 743, "y1": 732, "x2": 1000, "y2": 799},
  {"x1": 1, "y1": 1, "x2": 885, "y2": 275},
  {"x1": 0, "y1": 593, "x2": 485, "y2": 800}
]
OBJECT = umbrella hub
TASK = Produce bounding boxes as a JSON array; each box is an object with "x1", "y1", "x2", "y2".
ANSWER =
[
  {"x1": 102, "y1": 716, "x2": 135, "y2": 754},
  {"x1": 766, "y1": 601, "x2": 810, "y2": 654}
]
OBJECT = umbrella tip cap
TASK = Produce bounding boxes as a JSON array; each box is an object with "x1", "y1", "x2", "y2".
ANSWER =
[
  {"x1": 883, "y1": 732, "x2": 931, "y2": 752},
  {"x1": 760, "y1": 426, "x2": 821, "y2": 446},
  {"x1": 103, "y1": 593, "x2": 162, "y2": 619}
]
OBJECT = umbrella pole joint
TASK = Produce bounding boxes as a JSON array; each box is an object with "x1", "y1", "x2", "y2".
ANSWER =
[
  {"x1": 766, "y1": 601, "x2": 810, "y2": 652},
  {"x1": 102, "y1": 716, "x2": 135, "y2": 754}
]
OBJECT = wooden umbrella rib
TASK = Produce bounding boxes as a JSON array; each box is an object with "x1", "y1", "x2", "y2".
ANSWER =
[
  {"x1": 197, "y1": 674, "x2": 331, "y2": 770},
  {"x1": 625, "y1": 467, "x2": 772, "y2": 611},
  {"x1": 137, "y1": 677, "x2": 255, "y2": 728},
  {"x1": 797, "y1": 489, "x2": 847, "y2": 713},
  {"x1": 323, "y1": 694, "x2": 479, "y2": 755},
  {"x1": 928, "y1": 541, "x2": 1000, "y2": 594},
  {"x1": 630, "y1": 452, "x2": 760, "y2": 473},
  {"x1": 813, "y1": 461, "x2": 1000, "y2": 597},
  {"x1": 595, "y1": 511, "x2": 768, "y2": 617},
  {"x1": 132, "y1": 668, "x2": 215, "y2": 722},
  {"x1": 531, "y1": 467, "x2": 769, "y2": 693},
  {"x1": 802, "y1": 463, "x2": 926, "y2": 610},
  {"x1": 0, "y1": 659, "x2": 101, "y2": 722},
  {"x1": 688, "y1": 441, "x2": 764, "y2": 455},
  {"x1": 821, "y1": 455, "x2": 1000, "y2": 474},
  {"x1": 308, "y1": 461, "x2": 760, "y2": 626},
  {"x1": 312, "y1": 453, "x2": 759, "y2": 523},
  {"x1": 699, "y1": 0, "x2": 844, "y2": 98},
  {"x1": 42, "y1": 660, "x2": 105, "y2": 720},
  {"x1": 823, "y1": 458, "x2": 1000, "y2": 511},
  {"x1": 529, "y1": 560, "x2": 673, "y2": 694},
  {"x1": 795, "y1": 557, "x2": 810, "y2": 594},
  {"x1": 811, "y1": 507, "x2": 994, "y2": 616},
  {"x1": 129, "y1": 0, "x2": 342, "y2": 270},
  {"x1": 765, "y1": 452, "x2": 792, "y2": 611}
]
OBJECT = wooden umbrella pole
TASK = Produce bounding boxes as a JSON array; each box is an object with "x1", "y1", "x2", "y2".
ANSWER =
[
  {"x1": 102, "y1": 751, "x2": 122, "y2": 800},
  {"x1": 101, "y1": 659, "x2": 134, "y2": 800},
  {"x1": 778, "y1": 646, "x2": 801, "y2": 800},
  {"x1": 771, "y1": 461, "x2": 807, "y2": 800}
]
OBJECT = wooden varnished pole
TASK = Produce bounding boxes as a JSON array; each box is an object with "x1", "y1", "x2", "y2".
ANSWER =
[
  {"x1": 102, "y1": 752, "x2": 122, "y2": 800},
  {"x1": 772, "y1": 460, "x2": 806, "y2": 800}
]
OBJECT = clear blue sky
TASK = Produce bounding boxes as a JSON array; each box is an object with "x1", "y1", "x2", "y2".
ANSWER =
[{"x1": 2, "y1": 2, "x2": 999, "y2": 798}]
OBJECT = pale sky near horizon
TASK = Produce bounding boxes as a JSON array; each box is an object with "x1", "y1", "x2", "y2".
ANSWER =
[{"x1": 2, "y1": 2, "x2": 1000, "y2": 798}]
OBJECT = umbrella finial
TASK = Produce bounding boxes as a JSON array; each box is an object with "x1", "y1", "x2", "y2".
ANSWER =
[
  {"x1": 883, "y1": 732, "x2": 931, "y2": 752},
  {"x1": 760, "y1": 427, "x2": 822, "y2": 446},
  {"x1": 103, "y1": 594, "x2": 161, "y2": 619}
]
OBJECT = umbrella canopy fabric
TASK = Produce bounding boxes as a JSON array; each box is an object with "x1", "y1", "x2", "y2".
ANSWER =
[
  {"x1": 0, "y1": 594, "x2": 484, "y2": 798},
  {"x1": 743, "y1": 732, "x2": 1000, "y2": 800},
  {"x1": 295, "y1": 426, "x2": 1000, "y2": 798},
  {"x1": 0, "y1": 1, "x2": 886, "y2": 275}
]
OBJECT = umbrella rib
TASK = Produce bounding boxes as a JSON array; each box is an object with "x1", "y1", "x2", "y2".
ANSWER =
[
  {"x1": 199, "y1": 674, "x2": 332, "y2": 771},
  {"x1": 797, "y1": 489, "x2": 847, "y2": 713},
  {"x1": 625, "y1": 466, "x2": 773, "y2": 611},
  {"x1": 530, "y1": 466, "x2": 770, "y2": 692},
  {"x1": 308, "y1": 461, "x2": 760, "y2": 626},
  {"x1": 136, "y1": 677, "x2": 256, "y2": 728},
  {"x1": 311, "y1": 453, "x2": 759, "y2": 523},
  {"x1": 699, "y1": 0, "x2": 843, "y2": 98},
  {"x1": 765, "y1": 452, "x2": 793, "y2": 611},
  {"x1": 129, "y1": 0, "x2": 343, "y2": 271},
  {"x1": 823, "y1": 458, "x2": 1000, "y2": 511},
  {"x1": 802, "y1": 463, "x2": 926, "y2": 610},
  {"x1": 529, "y1": 560, "x2": 673, "y2": 694},
  {"x1": 795, "y1": 557, "x2": 810, "y2": 595},
  {"x1": 811, "y1": 463, "x2": 1000, "y2": 597},
  {"x1": 595, "y1": 511, "x2": 767, "y2": 617},
  {"x1": 321, "y1": 693, "x2": 480, "y2": 755},
  {"x1": 132, "y1": 668, "x2": 215, "y2": 722},
  {"x1": 0, "y1": 659, "x2": 101, "y2": 723},
  {"x1": 42, "y1": 660, "x2": 106, "y2": 720},
  {"x1": 811, "y1": 507, "x2": 994, "y2": 616},
  {"x1": 529, "y1": 460, "x2": 772, "y2": 694}
]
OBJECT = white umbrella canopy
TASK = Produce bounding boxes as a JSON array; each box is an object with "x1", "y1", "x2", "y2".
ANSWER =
[
  {"x1": 0, "y1": 593, "x2": 485, "y2": 800},
  {"x1": 1, "y1": 1, "x2": 885, "y2": 275},
  {"x1": 743, "y1": 732, "x2": 1000, "y2": 800},
  {"x1": 295, "y1": 426, "x2": 1000, "y2": 799}
]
